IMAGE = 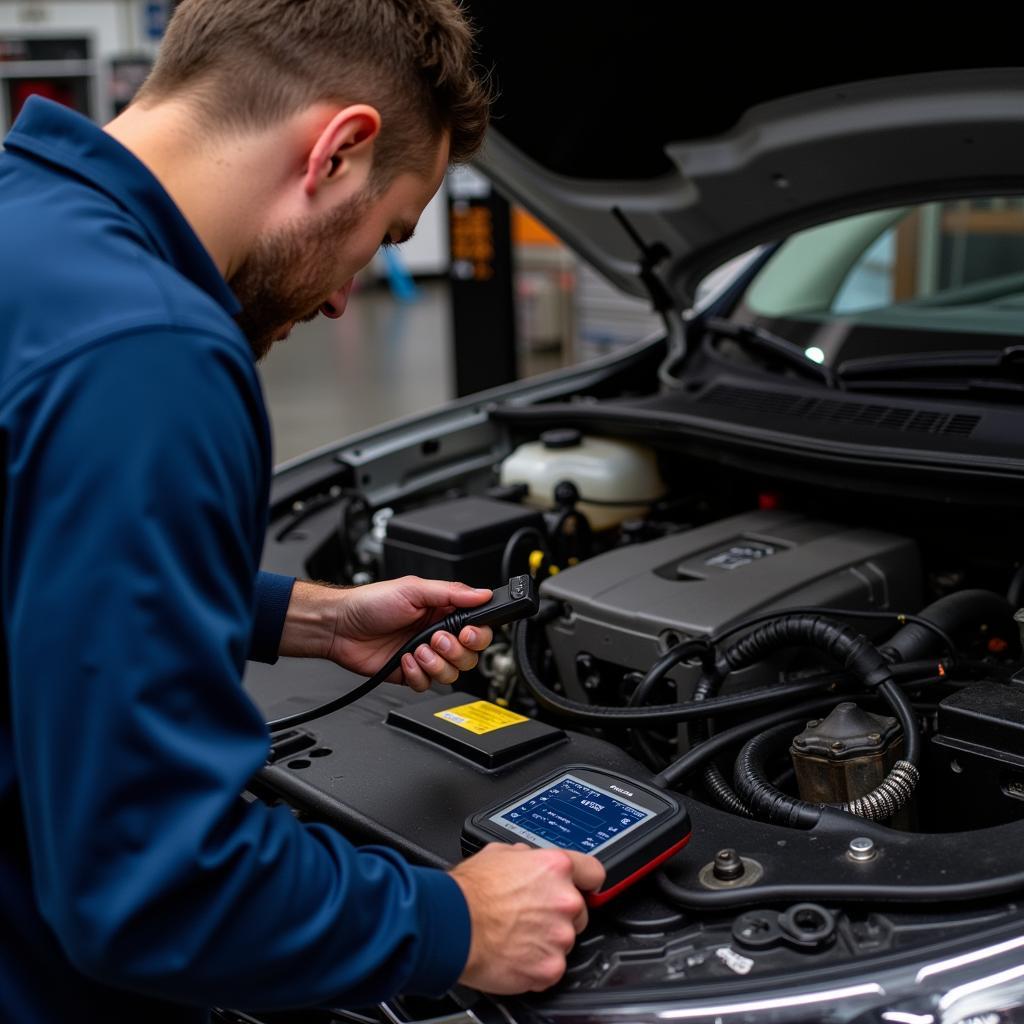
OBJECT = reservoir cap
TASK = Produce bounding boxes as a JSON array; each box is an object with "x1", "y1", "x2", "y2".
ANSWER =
[{"x1": 541, "y1": 428, "x2": 582, "y2": 449}]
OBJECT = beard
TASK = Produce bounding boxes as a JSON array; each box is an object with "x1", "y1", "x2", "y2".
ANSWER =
[{"x1": 229, "y1": 187, "x2": 371, "y2": 360}]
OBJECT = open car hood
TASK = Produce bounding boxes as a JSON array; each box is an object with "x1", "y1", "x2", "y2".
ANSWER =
[{"x1": 466, "y1": 16, "x2": 1024, "y2": 307}]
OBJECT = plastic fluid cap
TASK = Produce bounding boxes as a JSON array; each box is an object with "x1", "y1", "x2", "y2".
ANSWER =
[{"x1": 541, "y1": 428, "x2": 582, "y2": 450}]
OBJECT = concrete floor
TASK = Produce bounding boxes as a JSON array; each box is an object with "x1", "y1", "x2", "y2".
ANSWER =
[
  {"x1": 258, "y1": 280, "x2": 456, "y2": 466},
  {"x1": 258, "y1": 278, "x2": 575, "y2": 465}
]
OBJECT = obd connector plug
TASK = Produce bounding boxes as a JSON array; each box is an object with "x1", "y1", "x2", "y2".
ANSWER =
[{"x1": 266, "y1": 576, "x2": 539, "y2": 732}]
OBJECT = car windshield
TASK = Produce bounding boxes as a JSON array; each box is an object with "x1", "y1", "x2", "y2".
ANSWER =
[{"x1": 731, "y1": 197, "x2": 1024, "y2": 369}]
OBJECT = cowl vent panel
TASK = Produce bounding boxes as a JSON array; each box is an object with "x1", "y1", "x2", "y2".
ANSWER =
[{"x1": 698, "y1": 384, "x2": 980, "y2": 438}]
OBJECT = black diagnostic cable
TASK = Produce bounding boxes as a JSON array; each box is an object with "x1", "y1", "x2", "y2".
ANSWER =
[{"x1": 266, "y1": 576, "x2": 540, "y2": 732}]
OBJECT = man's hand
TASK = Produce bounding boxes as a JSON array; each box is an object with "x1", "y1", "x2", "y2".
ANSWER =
[
  {"x1": 450, "y1": 843, "x2": 606, "y2": 994},
  {"x1": 279, "y1": 577, "x2": 494, "y2": 690}
]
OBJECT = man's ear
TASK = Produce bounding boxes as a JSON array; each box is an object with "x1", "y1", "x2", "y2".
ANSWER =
[{"x1": 303, "y1": 104, "x2": 382, "y2": 198}]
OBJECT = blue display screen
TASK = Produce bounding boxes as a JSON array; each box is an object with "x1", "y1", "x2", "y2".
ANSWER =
[{"x1": 491, "y1": 774, "x2": 654, "y2": 854}]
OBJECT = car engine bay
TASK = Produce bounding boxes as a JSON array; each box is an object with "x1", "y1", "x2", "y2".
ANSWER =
[{"x1": 252, "y1": 418, "x2": 1024, "y2": 998}]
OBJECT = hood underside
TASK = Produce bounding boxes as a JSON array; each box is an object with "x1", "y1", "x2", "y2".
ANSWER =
[{"x1": 465, "y1": 17, "x2": 1024, "y2": 306}]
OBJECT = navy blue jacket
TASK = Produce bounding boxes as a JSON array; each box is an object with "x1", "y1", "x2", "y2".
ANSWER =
[{"x1": 0, "y1": 98, "x2": 469, "y2": 1022}]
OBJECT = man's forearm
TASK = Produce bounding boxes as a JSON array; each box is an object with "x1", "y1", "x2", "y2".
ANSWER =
[{"x1": 278, "y1": 578, "x2": 344, "y2": 659}]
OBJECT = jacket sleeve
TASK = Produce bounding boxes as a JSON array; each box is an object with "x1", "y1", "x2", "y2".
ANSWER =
[
  {"x1": 3, "y1": 328, "x2": 470, "y2": 1009},
  {"x1": 250, "y1": 571, "x2": 296, "y2": 663}
]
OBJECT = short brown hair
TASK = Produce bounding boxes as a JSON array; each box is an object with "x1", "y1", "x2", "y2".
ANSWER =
[{"x1": 137, "y1": 0, "x2": 489, "y2": 179}]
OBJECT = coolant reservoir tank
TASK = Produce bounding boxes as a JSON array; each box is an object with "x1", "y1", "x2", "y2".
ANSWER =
[{"x1": 499, "y1": 430, "x2": 665, "y2": 531}]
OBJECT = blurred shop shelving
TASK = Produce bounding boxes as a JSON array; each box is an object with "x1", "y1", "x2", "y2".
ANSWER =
[
  {"x1": 0, "y1": 0, "x2": 170, "y2": 129},
  {"x1": 512, "y1": 207, "x2": 660, "y2": 378}
]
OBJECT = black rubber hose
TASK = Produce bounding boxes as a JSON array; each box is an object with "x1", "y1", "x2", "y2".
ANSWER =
[
  {"x1": 513, "y1": 618, "x2": 844, "y2": 726},
  {"x1": 1009, "y1": 566, "x2": 1024, "y2": 610},
  {"x1": 700, "y1": 760, "x2": 753, "y2": 817},
  {"x1": 735, "y1": 718, "x2": 921, "y2": 827},
  {"x1": 711, "y1": 605, "x2": 957, "y2": 653},
  {"x1": 708, "y1": 615, "x2": 921, "y2": 827},
  {"x1": 680, "y1": 659, "x2": 750, "y2": 816},
  {"x1": 627, "y1": 639, "x2": 716, "y2": 709},
  {"x1": 681, "y1": 665, "x2": 941, "y2": 812},
  {"x1": 882, "y1": 589, "x2": 1017, "y2": 664},
  {"x1": 877, "y1": 679, "x2": 921, "y2": 764},
  {"x1": 695, "y1": 614, "x2": 919, "y2": 817},
  {"x1": 652, "y1": 677, "x2": 944, "y2": 793},
  {"x1": 500, "y1": 526, "x2": 549, "y2": 582},
  {"x1": 627, "y1": 638, "x2": 715, "y2": 774},
  {"x1": 735, "y1": 721, "x2": 823, "y2": 829},
  {"x1": 689, "y1": 667, "x2": 750, "y2": 816},
  {"x1": 713, "y1": 615, "x2": 893, "y2": 691}
]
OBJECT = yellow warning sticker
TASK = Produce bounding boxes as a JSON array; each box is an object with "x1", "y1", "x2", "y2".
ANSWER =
[{"x1": 434, "y1": 700, "x2": 528, "y2": 735}]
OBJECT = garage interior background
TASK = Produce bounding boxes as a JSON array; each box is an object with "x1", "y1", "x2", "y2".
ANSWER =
[{"x1": 0, "y1": 0, "x2": 672, "y2": 463}]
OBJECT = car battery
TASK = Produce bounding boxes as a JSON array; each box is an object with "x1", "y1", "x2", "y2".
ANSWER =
[{"x1": 383, "y1": 495, "x2": 545, "y2": 588}]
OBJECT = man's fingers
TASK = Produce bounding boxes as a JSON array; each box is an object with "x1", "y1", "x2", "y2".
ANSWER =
[
  {"x1": 572, "y1": 903, "x2": 589, "y2": 934},
  {"x1": 402, "y1": 576, "x2": 492, "y2": 610},
  {"x1": 401, "y1": 652, "x2": 432, "y2": 692},
  {"x1": 565, "y1": 851, "x2": 606, "y2": 893},
  {"x1": 458, "y1": 625, "x2": 493, "y2": 652},
  {"x1": 431, "y1": 632, "x2": 479, "y2": 672},
  {"x1": 446, "y1": 581, "x2": 493, "y2": 607},
  {"x1": 415, "y1": 644, "x2": 458, "y2": 685}
]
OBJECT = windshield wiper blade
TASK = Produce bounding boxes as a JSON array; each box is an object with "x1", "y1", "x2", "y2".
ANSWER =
[
  {"x1": 838, "y1": 345, "x2": 1024, "y2": 381},
  {"x1": 704, "y1": 317, "x2": 840, "y2": 389}
]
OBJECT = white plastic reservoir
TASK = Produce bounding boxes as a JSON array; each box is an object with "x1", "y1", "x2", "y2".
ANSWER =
[{"x1": 500, "y1": 430, "x2": 665, "y2": 531}]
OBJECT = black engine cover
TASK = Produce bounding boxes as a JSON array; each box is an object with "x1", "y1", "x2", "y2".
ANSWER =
[{"x1": 252, "y1": 683, "x2": 650, "y2": 868}]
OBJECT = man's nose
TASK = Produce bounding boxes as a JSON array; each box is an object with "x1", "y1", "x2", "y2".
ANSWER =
[{"x1": 320, "y1": 279, "x2": 355, "y2": 319}]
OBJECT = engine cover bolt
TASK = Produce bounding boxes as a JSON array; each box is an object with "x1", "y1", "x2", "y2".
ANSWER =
[
  {"x1": 830, "y1": 741, "x2": 846, "y2": 752},
  {"x1": 848, "y1": 836, "x2": 877, "y2": 862},
  {"x1": 713, "y1": 848, "x2": 746, "y2": 881}
]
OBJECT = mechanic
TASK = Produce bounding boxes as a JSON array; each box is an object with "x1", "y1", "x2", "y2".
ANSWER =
[{"x1": 0, "y1": 1, "x2": 604, "y2": 1020}]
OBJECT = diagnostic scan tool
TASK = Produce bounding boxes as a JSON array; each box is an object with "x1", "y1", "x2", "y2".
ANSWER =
[{"x1": 462, "y1": 765, "x2": 691, "y2": 906}]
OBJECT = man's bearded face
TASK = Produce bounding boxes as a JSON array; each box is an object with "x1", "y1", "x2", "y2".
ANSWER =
[{"x1": 229, "y1": 188, "x2": 370, "y2": 360}]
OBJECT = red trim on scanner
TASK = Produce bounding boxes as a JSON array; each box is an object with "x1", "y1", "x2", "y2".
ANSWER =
[{"x1": 585, "y1": 832, "x2": 692, "y2": 907}]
